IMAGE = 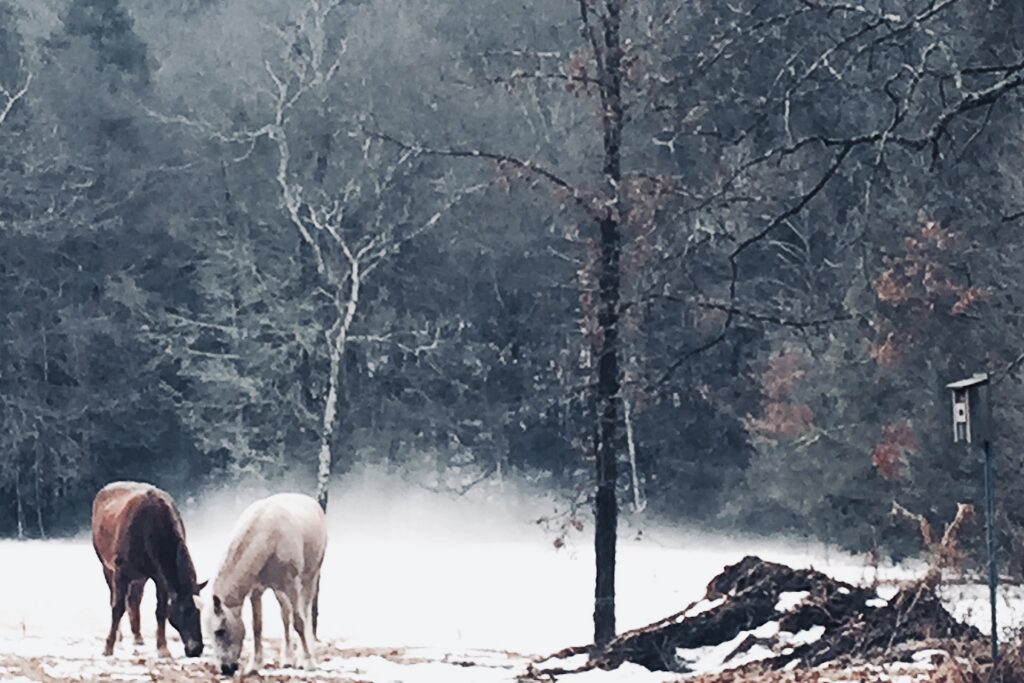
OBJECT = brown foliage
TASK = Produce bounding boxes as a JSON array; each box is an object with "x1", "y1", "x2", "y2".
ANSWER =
[
  {"x1": 745, "y1": 347, "x2": 815, "y2": 443},
  {"x1": 868, "y1": 220, "x2": 988, "y2": 368},
  {"x1": 760, "y1": 347, "x2": 808, "y2": 400},
  {"x1": 870, "y1": 421, "x2": 919, "y2": 480}
]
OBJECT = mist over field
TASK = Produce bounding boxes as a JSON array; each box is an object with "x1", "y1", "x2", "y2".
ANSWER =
[
  {"x1": 5, "y1": 470, "x2": 1022, "y2": 682},
  {"x1": 1, "y1": 468, "x2": 864, "y2": 653}
]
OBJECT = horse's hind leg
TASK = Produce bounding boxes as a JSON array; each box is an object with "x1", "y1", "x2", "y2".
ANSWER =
[
  {"x1": 272, "y1": 589, "x2": 294, "y2": 668},
  {"x1": 103, "y1": 573, "x2": 128, "y2": 656},
  {"x1": 127, "y1": 580, "x2": 146, "y2": 645},
  {"x1": 308, "y1": 572, "x2": 321, "y2": 641},
  {"x1": 290, "y1": 577, "x2": 314, "y2": 668},
  {"x1": 101, "y1": 566, "x2": 122, "y2": 644}
]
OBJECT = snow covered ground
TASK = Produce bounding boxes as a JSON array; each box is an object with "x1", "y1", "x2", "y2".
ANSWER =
[{"x1": 0, "y1": 470, "x2": 1017, "y2": 681}]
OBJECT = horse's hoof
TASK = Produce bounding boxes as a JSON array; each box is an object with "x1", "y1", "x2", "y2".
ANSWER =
[
  {"x1": 103, "y1": 647, "x2": 114, "y2": 657},
  {"x1": 157, "y1": 647, "x2": 171, "y2": 659},
  {"x1": 133, "y1": 637, "x2": 145, "y2": 646}
]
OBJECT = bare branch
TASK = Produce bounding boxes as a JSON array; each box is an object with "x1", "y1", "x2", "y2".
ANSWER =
[
  {"x1": 649, "y1": 295, "x2": 853, "y2": 330},
  {"x1": 0, "y1": 71, "x2": 31, "y2": 127},
  {"x1": 367, "y1": 129, "x2": 592, "y2": 214},
  {"x1": 654, "y1": 330, "x2": 730, "y2": 388}
]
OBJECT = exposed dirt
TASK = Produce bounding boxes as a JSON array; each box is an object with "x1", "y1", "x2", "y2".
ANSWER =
[{"x1": 0, "y1": 641, "x2": 510, "y2": 682}]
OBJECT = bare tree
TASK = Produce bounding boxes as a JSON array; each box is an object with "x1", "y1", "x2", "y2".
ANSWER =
[
  {"x1": 374, "y1": 0, "x2": 629, "y2": 648},
  {"x1": 155, "y1": 0, "x2": 482, "y2": 508}
]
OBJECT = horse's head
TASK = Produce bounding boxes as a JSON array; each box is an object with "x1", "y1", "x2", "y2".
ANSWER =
[
  {"x1": 207, "y1": 594, "x2": 245, "y2": 675},
  {"x1": 168, "y1": 580, "x2": 206, "y2": 658}
]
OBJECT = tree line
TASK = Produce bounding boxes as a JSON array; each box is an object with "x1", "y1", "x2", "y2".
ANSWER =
[{"x1": 2, "y1": 0, "x2": 1024, "y2": 644}]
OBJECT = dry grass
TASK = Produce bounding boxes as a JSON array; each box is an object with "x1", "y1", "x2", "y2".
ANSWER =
[{"x1": 0, "y1": 640, "x2": 392, "y2": 682}]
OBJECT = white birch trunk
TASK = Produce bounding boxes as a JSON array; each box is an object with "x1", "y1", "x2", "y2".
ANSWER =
[
  {"x1": 15, "y1": 474, "x2": 25, "y2": 540},
  {"x1": 624, "y1": 396, "x2": 646, "y2": 514},
  {"x1": 33, "y1": 448, "x2": 45, "y2": 539},
  {"x1": 315, "y1": 264, "x2": 361, "y2": 509}
]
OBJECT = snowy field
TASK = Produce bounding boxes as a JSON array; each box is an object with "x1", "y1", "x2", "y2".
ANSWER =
[{"x1": 0, "y1": 470, "x2": 1020, "y2": 682}]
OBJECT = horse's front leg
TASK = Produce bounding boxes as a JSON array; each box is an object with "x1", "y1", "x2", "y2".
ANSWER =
[
  {"x1": 103, "y1": 573, "x2": 128, "y2": 656},
  {"x1": 154, "y1": 580, "x2": 171, "y2": 658},
  {"x1": 246, "y1": 589, "x2": 264, "y2": 674}
]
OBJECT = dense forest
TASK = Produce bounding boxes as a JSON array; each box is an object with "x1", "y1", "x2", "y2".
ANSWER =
[{"x1": 1, "y1": 0, "x2": 1023, "y2": 579}]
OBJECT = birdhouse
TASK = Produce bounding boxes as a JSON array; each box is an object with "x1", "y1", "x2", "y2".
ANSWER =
[{"x1": 946, "y1": 373, "x2": 989, "y2": 444}]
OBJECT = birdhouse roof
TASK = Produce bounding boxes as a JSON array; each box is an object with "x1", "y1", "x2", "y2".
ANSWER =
[{"x1": 946, "y1": 373, "x2": 989, "y2": 390}]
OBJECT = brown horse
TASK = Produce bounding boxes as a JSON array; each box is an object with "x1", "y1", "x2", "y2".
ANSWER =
[{"x1": 91, "y1": 481, "x2": 206, "y2": 658}]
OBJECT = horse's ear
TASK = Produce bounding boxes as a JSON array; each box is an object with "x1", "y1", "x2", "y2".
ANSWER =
[
  {"x1": 194, "y1": 580, "x2": 208, "y2": 594},
  {"x1": 212, "y1": 595, "x2": 222, "y2": 613}
]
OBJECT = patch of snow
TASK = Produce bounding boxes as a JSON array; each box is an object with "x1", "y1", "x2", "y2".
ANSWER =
[
  {"x1": 565, "y1": 663, "x2": 680, "y2": 682},
  {"x1": 911, "y1": 649, "x2": 950, "y2": 665},
  {"x1": 677, "y1": 623, "x2": 777, "y2": 675},
  {"x1": 940, "y1": 583, "x2": 1024, "y2": 636},
  {"x1": 775, "y1": 591, "x2": 810, "y2": 612},
  {"x1": 684, "y1": 597, "x2": 724, "y2": 617},
  {"x1": 728, "y1": 643, "x2": 776, "y2": 668},
  {"x1": 751, "y1": 620, "x2": 780, "y2": 639},
  {"x1": 866, "y1": 597, "x2": 888, "y2": 608},
  {"x1": 531, "y1": 652, "x2": 590, "y2": 670},
  {"x1": 323, "y1": 654, "x2": 515, "y2": 683},
  {"x1": 788, "y1": 625, "x2": 825, "y2": 646},
  {"x1": 677, "y1": 636, "x2": 744, "y2": 674}
]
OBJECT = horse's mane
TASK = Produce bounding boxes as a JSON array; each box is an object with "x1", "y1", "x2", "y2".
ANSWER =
[
  {"x1": 212, "y1": 507, "x2": 277, "y2": 607},
  {"x1": 144, "y1": 489, "x2": 199, "y2": 596}
]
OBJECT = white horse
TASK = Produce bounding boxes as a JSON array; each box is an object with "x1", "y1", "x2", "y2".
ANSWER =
[{"x1": 206, "y1": 493, "x2": 327, "y2": 675}]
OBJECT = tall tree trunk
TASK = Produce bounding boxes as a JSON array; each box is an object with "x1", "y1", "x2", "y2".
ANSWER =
[
  {"x1": 315, "y1": 333, "x2": 343, "y2": 510},
  {"x1": 593, "y1": 212, "x2": 621, "y2": 650},
  {"x1": 15, "y1": 471, "x2": 25, "y2": 540},
  {"x1": 37, "y1": 326, "x2": 49, "y2": 539},
  {"x1": 624, "y1": 397, "x2": 645, "y2": 513},
  {"x1": 313, "y1": 309, "x2": 350, "y2": 638},
  {"x1": 315, "y1": 268, "x2": 361, "y2": 510},
  {"x1": 593, "y1": 0, "x2": 624, "y2": 650},
  {"x1": 34, "y1": 444, "x2": 45, "y2": 539}
]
